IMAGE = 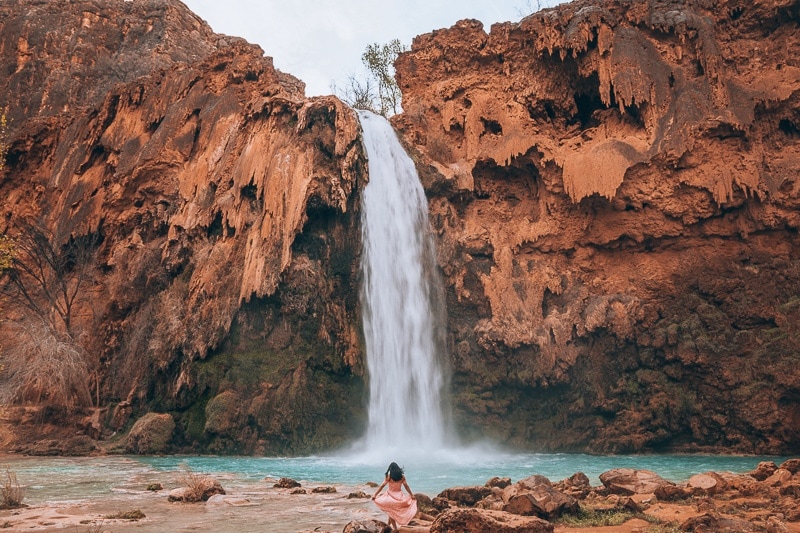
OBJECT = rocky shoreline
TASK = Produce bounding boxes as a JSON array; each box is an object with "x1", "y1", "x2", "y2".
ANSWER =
[{"x1": 3, "y1": 457, "x2": 798, "y2": 532}]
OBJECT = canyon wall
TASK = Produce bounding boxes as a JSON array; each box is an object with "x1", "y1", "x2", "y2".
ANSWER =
[
  {"x1": 0, "y1": 0, "x2": 366, "y2": 454},
  {"x1": 1, "y1": 0, "x2": 799, "y2": 455},
  {"x1": 393, "y1": 0, "x2": 800, "y2": 452}
]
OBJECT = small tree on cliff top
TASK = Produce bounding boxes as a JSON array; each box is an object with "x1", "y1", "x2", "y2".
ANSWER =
[{"x1": 333, "y1": 39, "x2": 407, "y2": 117}]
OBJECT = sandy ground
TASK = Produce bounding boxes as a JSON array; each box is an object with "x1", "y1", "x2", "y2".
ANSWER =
[
  {"x1": 5, "y1": 493, "x2": 800, "y2": 533},
  {"x1": 1, "y1": 480, "x2": 388, "y2": 533}
]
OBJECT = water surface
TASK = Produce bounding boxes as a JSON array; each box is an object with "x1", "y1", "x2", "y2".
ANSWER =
[{"x1": 7, "y1": 451, "x2": 787, "y2": 504}]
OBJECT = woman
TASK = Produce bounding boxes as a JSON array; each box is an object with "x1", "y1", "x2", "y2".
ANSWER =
[{"x1": 371, "y1": 462, "x2": 417, "y2": 531}]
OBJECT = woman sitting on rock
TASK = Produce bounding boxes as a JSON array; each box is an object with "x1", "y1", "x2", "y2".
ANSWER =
[{"x1": 371, "y1": 462, "x2": 417, "y2": 531}]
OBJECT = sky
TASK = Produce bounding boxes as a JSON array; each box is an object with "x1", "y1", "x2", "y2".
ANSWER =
[{"x1": 182, "y1": 0, "x2": 560, "y2": 97}]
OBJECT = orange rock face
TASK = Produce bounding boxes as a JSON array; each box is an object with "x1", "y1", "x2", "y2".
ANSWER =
[
  {"x1": 0, "y1": 0, "x2": 366, "y2": 453},
  {"x1": 393, "y1": 0, "x2": 800, "y2": 452},
  {"x1": 1, "y1": 0, "x2": 799, "y2": 455}
]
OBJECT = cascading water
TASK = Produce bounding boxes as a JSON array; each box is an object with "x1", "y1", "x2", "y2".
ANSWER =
[{"x1": 357, "y1": 110, "x2": 449, "y2": 454}]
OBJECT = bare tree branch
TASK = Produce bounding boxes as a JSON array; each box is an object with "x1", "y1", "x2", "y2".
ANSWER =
[{"x1": 3, "y1": 219, "x2": 101, "y2": 336}]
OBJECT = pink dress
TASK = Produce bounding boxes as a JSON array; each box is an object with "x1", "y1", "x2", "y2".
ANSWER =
[{"x1": 373, "y1": 479, "x2": 417, "y2": 526}]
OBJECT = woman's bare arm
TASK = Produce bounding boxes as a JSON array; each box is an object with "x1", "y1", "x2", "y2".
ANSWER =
[
  {"x1": 402, "y1": 478, "x2": 415, "y2": 499},
  {"x1": 372, "y1": 477, "x2": 388, "y2": 499}
]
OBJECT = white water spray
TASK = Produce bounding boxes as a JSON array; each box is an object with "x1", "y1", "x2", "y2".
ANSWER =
[{"x1": 357, "y1": 110, "x2": 448, "y2": 454}]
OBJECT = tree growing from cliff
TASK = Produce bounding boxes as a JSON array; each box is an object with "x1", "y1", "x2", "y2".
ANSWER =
[
  {"x1": 0, "y1": 221, "x2": 99, "y2": 409},
  {"x1": 333, "y1": 39, "x2": 407, "y2": 117},
  {"x1": 3, "y1": 220, "x2": 100, "y2": 336}
]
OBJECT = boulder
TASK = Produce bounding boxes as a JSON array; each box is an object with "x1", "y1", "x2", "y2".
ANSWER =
[
  {"x1": 486, "y1": 476, "x2": 512, "y2": 489},
  {"x1": 779, "y1": 482, "x2": 800, "y2": 498},
  {"x1": 599, "y1": 468, "x2": 673, "y2": 495},
  {"x1": 517, "y1": 475, "x2": 553, "y2": 491},
  {"x1": 438, "y1": 486, "x2": 493, "y2": 506},
  {"x1": 59, "y1": 435, "x2": 98, "y2": 456},
  {"x1": 167, "y1": 476, "x2": 225, "y2": 502},
  {"x1": 273, "y1": 477, "x2": 301, "y2": 488},
  {"x1": 477, "y1": 493, "x2": 506, "y2": 511},
  {"x1": 780, "y1": 459, "x2": 800, "y2": 474},
  {"x1": 554, "y1": 472, "x2": 591, "y2": 499},
  {"x1": 765, "y1": 469, "x2": 793, "y2": 487},
  {"x1": 430, "y1": 508, "x2": 554, "y2": 533},
  {"x1": 687, "y1": 473, "x2": 726, "y2": 495},
  {"x1": 654, "y1": 483, "x2": 691, "y2": 501},
  {"x1": 680, "y1": 512, "x2": 759, "y2": 532},
  {"x1": 342, "y1": 519, "x2": 391, "y2": 533},
  {"x1": 168, "y1": 487, "x2": 191, "y2": 501},
  {"x1": 432, "y1": 496, "x2": 452, "y2": 511},
  {"x1": 204, "y1": 390, "x2": 241, "y2": 436},
  {"x1": 311, "y1": 486, "x2": 336, "y2": 493},
  {"x1": 347, "y1": 491, "x2": 370, "y2": 499},
  {"x1": 749, "y1": 461, "x2": 779, "y2": 481},
  {"x1": 503, "y1": 485, "x2": 579, "y2": 519},
  {"x1": 414, "y1": 492, "x2": 434, "y2": 511},
  {"x1": 125, "y1": 413, "x2": 174, "y2": 454},
  {"x1": 715, "y1": 472, "x2": 761, "y2": 497}
]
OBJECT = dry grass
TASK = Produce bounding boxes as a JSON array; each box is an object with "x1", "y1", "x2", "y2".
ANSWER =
[
  {"x1": 0, "y1": 465, "x2": 24, "y2": 509},
  {"x1": 0, "y1": 318, "x2": 91, "y2": 408},
  {"x1": 178, "y1": 463, "x2": 213, "y2": 502}
]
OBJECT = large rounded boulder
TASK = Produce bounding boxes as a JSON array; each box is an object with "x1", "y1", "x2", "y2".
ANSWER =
[{"x1": 125, "y1": 412, "x2": 175, "y2": 454}]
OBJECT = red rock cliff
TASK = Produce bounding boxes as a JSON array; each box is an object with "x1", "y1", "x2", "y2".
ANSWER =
[
  {"x1": 2, "y1": 0, "x2": 799, "y2": 455},
  {"x1": 393, "y1": 0, "x2": 800, "y2": 452},
  {"x1": 0, "y1": 0, "x2": 366, "y2": 454}
]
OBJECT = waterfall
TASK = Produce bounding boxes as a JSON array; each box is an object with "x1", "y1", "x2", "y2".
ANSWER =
[{"x1": 357, "y1": 110, "x2": 448, "y2": 453}]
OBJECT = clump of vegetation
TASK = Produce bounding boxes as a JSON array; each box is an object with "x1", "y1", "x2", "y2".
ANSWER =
[
  {"x1": 557, "y1": 507, "x2": 671, "y2": 529},
  {"x1": 176, "y1": 462, "x2": 223, "y2": 502},
  {"x1": 644, "y1": 524, "x2": 683, "y2": 533},
  {"x1": 0, "y1": 466, "x2": 25, "y2": 509},
  {"x1": 104, "y1": 509, "x2": 145, "y2": 520},
  {"x1": 557, "y1": 508, "x2": 638, "y2": 527},
  {"x1": 0, "y1": 318, "x2": 91, "y2": 408},
  {"x1": 332, "y1": 39, "x2": 407, "y2": 117}
]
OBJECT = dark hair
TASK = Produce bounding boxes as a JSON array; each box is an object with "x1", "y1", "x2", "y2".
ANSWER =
[{"x1": 385, "y1": 462, "x2": 404, "y2": 482}]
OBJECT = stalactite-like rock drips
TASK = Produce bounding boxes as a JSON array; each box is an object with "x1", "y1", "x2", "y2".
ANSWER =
[
  {"x1": 393, "y1": 0, "x2": 800, "y2": 453},
  {"x1": 0, "y1": 0, "x2": 366, "y2": 454}
]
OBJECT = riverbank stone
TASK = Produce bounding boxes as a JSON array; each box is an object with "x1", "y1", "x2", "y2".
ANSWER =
[
  {"x1": 599, "y1": 468, "x2": 673, "y2": 495},
  {"x1": 125, "y1": 413, "x2": 174, "y2": 454},
  {"x1": 430, "y1": 508, "x2": 554, "y2": 533},
  {"x1": 342, "y1": 519, "x2": 391, "y2": 533}
]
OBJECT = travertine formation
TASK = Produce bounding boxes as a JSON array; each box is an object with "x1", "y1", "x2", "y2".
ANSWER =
[
  {"x1": 0, "y1": 0, "x2": 799, "y2": 455},
  {"x1": 0, "y1": 0, "x2": 365, "y2": 453},
  {"x1": 392, "y1": 0, "x2": 800, "y2": 452}
]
